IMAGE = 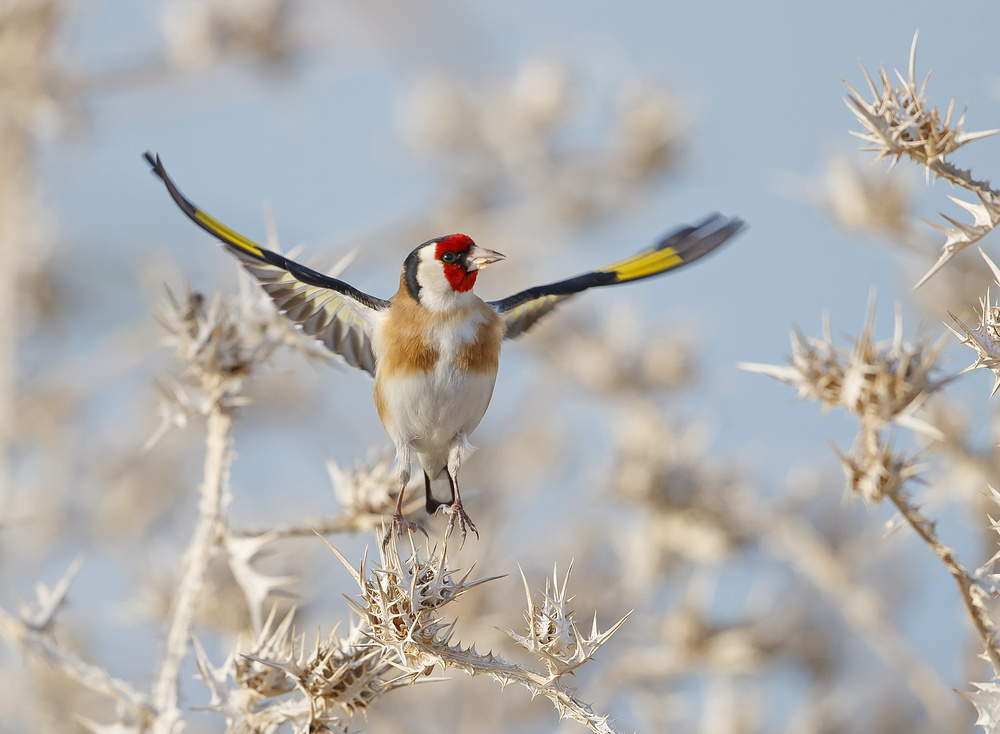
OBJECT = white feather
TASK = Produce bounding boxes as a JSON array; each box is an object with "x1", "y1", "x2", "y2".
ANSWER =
[{"x1": 377, "y1": 309, "x2": 497, "y2": 463}]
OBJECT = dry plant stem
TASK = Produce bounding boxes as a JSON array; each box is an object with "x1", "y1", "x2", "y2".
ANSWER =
[
  {"x1": 0, "y1": 606, "x2": 154, "y2": 722},
  {"x1": 930, "y1": 162, "x2": 996, "y2": 199},
  {"x1": 233, "y1": 500, "x2": 424, "y2": 539},
  {"x1": 427, "y1": 642, "x2": 623, "y2": 734},
  {"x1": 0, "y1": 137, "x2": 24, "y2": 505},
  {"x1": 151, "y1": 400, "x2": 233, "y2": 734},
  {"x1": 884, "y1": 485, "x2": 1000, "y2": 676},
  {"x1": 756, "y1": 509, "x2": 954, "y2": 725},
  {"x1": 0, "y1": 0, "x2": 61, "y2": 504},
  {"x1": 235, "y1": 517, "x2": 377, "y2": 538}
]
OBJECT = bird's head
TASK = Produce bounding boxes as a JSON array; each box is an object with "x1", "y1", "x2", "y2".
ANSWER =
[{"x1": 403, "y1": 234, "x2": 505, "y2": 310}]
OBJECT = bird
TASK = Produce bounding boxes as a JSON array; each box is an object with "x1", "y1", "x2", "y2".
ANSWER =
[{"x1": 143, "y1": 151, "x2": 744, "y2": 547}]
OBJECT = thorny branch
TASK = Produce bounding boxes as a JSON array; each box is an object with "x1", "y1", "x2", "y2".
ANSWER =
[
  {"x1": 0, "y1": 559, "x2": 154, "y2": 725},
  {"x1": 885, "y1": 486, "x2": 1000, "y2": 676},
  {"x1": 845, "y1": 32, "x2": 1000, "y2": 287},
  {"x1": 744, "y1": 295, "x2": 1000, "y2": 721},
  {"x1": 329, "y1": 534, "x2": 629, "y2": 734},
  {"x1": 151, "y1": 403, "x2": 233, "y2": 734}
]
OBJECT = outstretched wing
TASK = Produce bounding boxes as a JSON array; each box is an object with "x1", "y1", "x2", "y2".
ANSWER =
[
  {"x1": 145, "y1": 152, "x2": 388, "y2": 376},
  {"x1": 489, "y1": 214, "x2": 744, "y2": 339}
]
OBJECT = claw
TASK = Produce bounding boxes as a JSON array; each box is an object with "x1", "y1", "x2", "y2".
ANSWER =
[
  {"x1": 441, "y1": 499, "x2": 479, "y2": 547},
  {"x1": 381, "y1": 513, "x2": 428, "y2": 551}
]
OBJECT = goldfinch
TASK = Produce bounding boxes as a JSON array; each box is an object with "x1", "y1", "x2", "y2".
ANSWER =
[{"x1": 144, "y1": 152, "x2": 744, "y2": 546}]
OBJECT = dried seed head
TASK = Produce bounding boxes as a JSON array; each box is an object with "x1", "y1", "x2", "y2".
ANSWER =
[
  {"x1": 330, "y1": 534, "x2": 499, "y2": 670},
  {"x1": 149, "y1": 281, "x2": 333, "y2": 447},
  {"x1": 616, "y1": 83, "x2": 683, "y2": 181},
  {"x1": 820, "y1": 156, "x2": 913, "y2": 241},
  {"x1": 310, "y1": 536, "x2": 625, "y2": 731},
  {"x1": 844, "y1": 32, "x2": 1000, "y2": 286},
  {"x1": 741, "y1": 304, "x2": 946, "y2": 442},
  {"x1": 326, "y1": 449, "x2": 396, "y2": 516},
  {"x1": 542, "y1": 305, "x2": 695, "y2": 394},
  {"x1": 845, "y1": 33, "x2": 998, "y2": 174},
  {"x1": 835, "y1": 436, "x2": 923, "y2": 504},
  {"x1": 743, "y1": 305, "x2": 941, "y2": 503},
  {"x1": 161, "y1": 0, "x2": 294, "y2": 71},
  {"x1": 156, "y1": 286, "x2": 273, "y2": 404},
  {"x1": 948, "y1": 251, "x2": 1000, "y2": 397},
  {"x1": 197, "y1": 605, "x2": 403, "y2": 731},
  {"x1": 504, "y1": 563, "x2": 630, "y2": 679}
]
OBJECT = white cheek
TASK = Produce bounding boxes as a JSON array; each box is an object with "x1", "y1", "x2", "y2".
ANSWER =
[
  {"x1": 417, "y1": 256, "x2": 478, "y2": 311},
  {"x1": 416, "y1": 258, "x2": 446, "y2": 306}
]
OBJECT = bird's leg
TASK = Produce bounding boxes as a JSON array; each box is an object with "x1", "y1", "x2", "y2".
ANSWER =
[
  {"x1": 382, "y1": 448, "x2": 426, "y2": 550},
  {"x1": 441, "y1": 440, "x2": 479, "y2": 546}
]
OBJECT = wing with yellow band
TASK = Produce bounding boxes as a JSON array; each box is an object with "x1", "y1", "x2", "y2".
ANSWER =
[
  {"x1": 145, "y1": 152, "x2": 388, "y2": 376},
  {"x1": 489, "y1": 214, "x2": 744, "y2": 339}
]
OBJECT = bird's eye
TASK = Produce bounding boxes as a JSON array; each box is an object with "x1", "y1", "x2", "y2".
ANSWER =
[{"x1": 441, "y1": 252, "x2": 459, "y2": 264}]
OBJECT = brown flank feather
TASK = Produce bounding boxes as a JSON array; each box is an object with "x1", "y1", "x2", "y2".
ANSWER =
[
  {"x1": 373, "y1": 380, "x2": 391, "y2": 425},
  {"x1": 378, "y1": 285, "x2": 441, "y2": 378},
  {"x1": 456, "y1": 308, "x2": 503, "y2": 373}
]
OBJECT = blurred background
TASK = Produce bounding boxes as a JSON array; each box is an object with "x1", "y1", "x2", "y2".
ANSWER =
[{"x1": 2, "y1": 0, "x2": 1000, "y2": 731}]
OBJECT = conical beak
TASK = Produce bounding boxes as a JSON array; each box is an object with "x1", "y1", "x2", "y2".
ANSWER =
[{"x1": 466, "y1": 245, "x2": 505, "y2": 271}]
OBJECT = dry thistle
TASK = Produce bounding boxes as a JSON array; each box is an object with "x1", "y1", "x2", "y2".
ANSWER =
[
  {"x1": 745, "y1": 303, "x2": 1000, "y2": 693},
  {"x1": 742, "y1": 304, "x2": 946, "y2": 503},
  {"x1": 962, "y1": 680, "x2": 1000, "y2": 733},
  {"x1": 148, "y1": 278, "x2": 329, "y2": 734},
  {"x1": 152, "y1": 286, "x2": 263, "y2": 429},
  {"x1": 193, "y1": 604, "x2": 410, "y2": 733},
  {"x1": 504, "y1": 562, "x2": 630, "y2": 679},
  {"x1": 806, "y1": 155, "x2": 915, "y2": 242},
  {"x1": 742, "y1": 305, "x2": 946, "y2": 432},
  {"x1": 161, "y1": 0, "x2": 295, "y2": 71},
  {"x1": 957, "y1": 486, "x2": 1000, "y2": 728},
  {"x1": 224, "y1": 532, "x2": 297, "y2": 634},
  {"x1": 834, "y1": 435, "x2": 923, "y2": 504},
  {"x1": 149, "y1": 281, "x2": 330, "y2": 448},
  {"x1": 0, "y1": 557, "x2": 155, "y2": 729},
  {"x1": 844, "y1": 32, "x2": 1000, "y2": 286},
  {"x1": 329, "y1": 533, "x2": 629, "y2": 734},
  {"x1": 541, "y1": 304, "x2": 695, "y2": 394},
  {"x1": 326, "y1": 449, "x2": 397, "y2": 518},
  {"x1": 948, "y1": 250, "x2": 1000, "y2": 397},
  {"x1": 331, "y1": 534, "x2": 498, "y2": 669}
]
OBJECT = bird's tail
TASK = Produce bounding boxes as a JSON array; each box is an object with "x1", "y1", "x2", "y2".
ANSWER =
[{"x1": 423, "y1": 468, "x2": 455, "y2": 514}]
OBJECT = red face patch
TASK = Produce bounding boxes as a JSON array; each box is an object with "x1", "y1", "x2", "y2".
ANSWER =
[
  {"x1": 435, "y1": 234, "x2": 477, "y2": 292},
  {"x1": 443, "y1": 265, "x2": 477, "y2": 292}
]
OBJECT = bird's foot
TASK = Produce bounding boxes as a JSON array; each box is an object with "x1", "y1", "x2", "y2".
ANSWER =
[
  {"x1": 441, "y1": 499, "x2": 479, "y2": 546},
  {"x1": 381, "y1": 512, "x2": 428, "y2": 551}
]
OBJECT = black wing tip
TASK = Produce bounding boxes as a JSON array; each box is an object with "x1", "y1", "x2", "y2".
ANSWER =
[
  {"x1": 656, "y1": 213, "x2": 745, "y2": 248},
  {"x1": 143, "y1": 150, "x2": 165, "y2": 179},
  {"x1": 709, "y1": 214, "x2": 746, "y2": 235},
  {"x1": 694, "y1": 212, "x2": 746, "y2": 244},
  {"x1": 143, "y1": 150, "x2": 202, "y2": 222},
  {"x1": 652, "y1": 213, "x2": 745, "y2": 260}
]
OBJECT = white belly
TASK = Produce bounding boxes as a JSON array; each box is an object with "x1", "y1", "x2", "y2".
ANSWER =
[
  {"x1": 372, "y1": 307, "x2": 499, "y2": 462},
  {"x1": 378, "y1": 365, "x2": 496, "y2": 456}
]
